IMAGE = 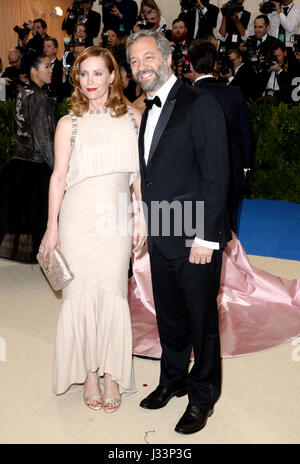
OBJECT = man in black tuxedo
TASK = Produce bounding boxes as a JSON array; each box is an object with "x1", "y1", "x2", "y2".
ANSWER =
[
  {"x1": 180, "y1": 0, "x2": 219, "y2": 42},
  {"x1": 244, "y1": 15, "x2": 277, "y2": 57},
  {"x1": 221, "y1": 47, "x2": 259, "y2": 101},
  {"x1": 190, "y1": 41, "x2": 253, "y2": 232},
  {"x1": 43, "y1": 38, "x2": 64, "y2": 102},
  {"x1": 127, "y1": 30, "x2": 231, "y2": 434},
  {"x1": 256, "y1": 39, "x2": 300, "y2": 103}
]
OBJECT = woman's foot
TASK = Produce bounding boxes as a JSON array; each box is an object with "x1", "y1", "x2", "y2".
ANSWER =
[
  {"x1": 83, "y1": 371, "x2": 103, "y2": 410},
  {"x1": 103, "y1": 374, "x2": 121, "y2": 413}
]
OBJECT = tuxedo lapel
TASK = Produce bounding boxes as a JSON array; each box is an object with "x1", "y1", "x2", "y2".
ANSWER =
[{"x1": 147, "y1": 79, "x2": 183, "y2": 168}]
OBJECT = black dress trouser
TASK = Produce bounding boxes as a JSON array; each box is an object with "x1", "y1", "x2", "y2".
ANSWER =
[{"x1": 149, "y1": 242, "x2": 223, "y2": 409}]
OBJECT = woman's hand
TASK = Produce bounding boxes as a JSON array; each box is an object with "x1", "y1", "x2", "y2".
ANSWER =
[
  {"x1": 39, "y1": 228, "x2": 59, "y2": 266},
  {"x1": 132, "y1": 213, "x2": 147, "y2": 254}
]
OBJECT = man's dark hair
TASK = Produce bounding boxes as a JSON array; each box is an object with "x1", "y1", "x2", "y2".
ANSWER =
[
  {"x1": 188, "y1": 40, "x2": 217, "y2": 74},
  {"x1": 227, "y1": 47, "x2": 242, "y2": 58},
  {"x1": 197, "y1": 32, "x2": 215, "y2": 42},
  {"x1": 255, "y1": 14, "x2": 270, "y2": 27},
  {"x1": 172, "y1": 17, "x2": 187, "y2": 28},
  {"x1": 33, "y1": 18, "x2": 47, "y2": 30},
  {"x1": 270, "y1": 39, "x2": 286, "y2": 53},
  {"x1": 44, "y1": 37, "x2": 58, "y2": 49}
]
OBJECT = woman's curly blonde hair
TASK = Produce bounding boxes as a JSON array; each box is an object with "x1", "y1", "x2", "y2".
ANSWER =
[{"x1": 71, "y1": 46, "x2": 127, "y2": 118}]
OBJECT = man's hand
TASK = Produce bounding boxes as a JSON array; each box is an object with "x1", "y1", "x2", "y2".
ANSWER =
[
  {"x1": 3, "y1": 77, "x2": 12, "y2": 86},
  {"x1": 189, "y1": 244, "x2": 214, "y2": 265},
  {"x1": 221, "y1": 68, "x2": 234, "y2": 79},
  {"x1": 272, "y1": 1, "x2": 282, "y2": 13},
  {"x1": 25, "y1": 20, "x2": 33, "y2": 30},
  {"x1": 111, "y1": 6, "x2": 123, "y2": 20},
  {"x1": 269, "y1": 61, "x2": 281, "y2": 72},
  {"x1": 197, "y1": 0, "x2": 205, "y2": 8},
  {"x1": 239, "y1": 41, "x2": 247, "y2": 52},
  {"x1": 232, "y1": 12, "x2": 241, "y2": 23}
]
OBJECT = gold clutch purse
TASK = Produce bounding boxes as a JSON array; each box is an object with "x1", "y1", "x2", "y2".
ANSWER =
[{"x1": 36, "y1": 249, "x2": 74, "y2": 291}]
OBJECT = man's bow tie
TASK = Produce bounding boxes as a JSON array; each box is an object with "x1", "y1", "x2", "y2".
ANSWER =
[{"x1": 144, "y1": 96, "x2": 162, "y2": 110}]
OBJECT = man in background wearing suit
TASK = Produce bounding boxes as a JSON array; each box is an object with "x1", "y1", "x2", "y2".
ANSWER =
[
  {"x1": 127, "y1": 30, "x2": 231, "y2": 434},
  {"x1": 180, "y1": 0, "x2": 219, "y2": 42},
  {"x1": 43, "y1": 38, "x2": 64, "y2": 102},
  {"x1": 221, "y1": 47, "x2": 259, "y2": 101},
  {"x1": 190, "y1": 41, "x2": 253, "y2": 232}
]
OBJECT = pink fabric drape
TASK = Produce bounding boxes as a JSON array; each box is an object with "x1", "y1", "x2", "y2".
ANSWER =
[{"x1": 128, "y1": 235, "x2": 300, "y2": 359}]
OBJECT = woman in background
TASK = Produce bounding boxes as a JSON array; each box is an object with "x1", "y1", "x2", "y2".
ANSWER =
[{"x1": 0, "y1": 51, "x2": 55, "y2": 263}]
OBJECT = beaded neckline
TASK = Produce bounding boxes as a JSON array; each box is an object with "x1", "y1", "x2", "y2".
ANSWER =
[{"x1": 88, "y1": 108, "x2": 110, "y2": 114}]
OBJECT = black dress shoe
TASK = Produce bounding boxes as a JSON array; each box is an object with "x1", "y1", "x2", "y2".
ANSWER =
[
  {"x1": 140, "y1": 385, "x2": 187, "y2": 410},
  {"x1": 175, "y1": 404, "x2": 214, "y2": 434}
]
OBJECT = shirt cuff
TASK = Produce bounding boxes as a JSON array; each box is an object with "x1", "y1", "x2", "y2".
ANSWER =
[
  {"x1": 228, "y1": 76, "x2": 234, "y2": 83},
  {"x1": 194, "y1": 237, "x2": 220, "y2": 250}
]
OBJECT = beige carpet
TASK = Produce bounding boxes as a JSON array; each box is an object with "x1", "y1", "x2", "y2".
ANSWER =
[{"x1": 0, "y1": 255, "x2": 300, "y2": 444}]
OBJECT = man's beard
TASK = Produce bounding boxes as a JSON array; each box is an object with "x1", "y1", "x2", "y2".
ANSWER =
[
  {"x1": 171, "y1": 31, "x2": 187, "y2": 43},
  {"x1": 133, "y1": 60, "x2": 170, "y2": 93}
]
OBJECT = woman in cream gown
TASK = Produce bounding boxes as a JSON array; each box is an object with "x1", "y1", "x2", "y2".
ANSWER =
[{"x1": 40, "y1": 46, "x2": 145, "y2": 412}]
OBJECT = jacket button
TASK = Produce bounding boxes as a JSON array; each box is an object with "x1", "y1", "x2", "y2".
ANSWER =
[{"x1": 146, "y1": 182, "x2": 152, "y2": 188}]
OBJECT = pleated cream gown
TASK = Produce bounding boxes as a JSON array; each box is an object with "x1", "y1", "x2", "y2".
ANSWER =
[{"x1": 53, "y1": 108, "x2": 139, "y2": 395}]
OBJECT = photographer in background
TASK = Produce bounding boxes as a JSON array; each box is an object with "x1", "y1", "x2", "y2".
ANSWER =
[
  {"x1": 180, "y1": 0, "x2": 219, "y2": 42},
  {"x1": 25, "y1": 19, "x2": 49, "y2": 53},
  {"x1": 189, "y1": 40, "x2": 253, "y2": 232},
  {"x1": 259, "y1": 0, "x2": 300, "y2": 52},
  {"x1": 216, "y1": 0, "x2": 253, "y2": 46},
  {"x1": 221, "y1": 47, "x2": 259, "y2": 101},
  {"x1": 144, "y1": 8, "x2": 167, "y2": 32},
  {"x1": 239, "y1": 15, "x2": 278, "y2": 68},
  {"x1": 2, "y1": 48, "x2": 26, "y2": 99},
  {"x1": 62, "y1": 1, "x2": 101, "y2": 45},
  {"x1": 72, "y1": 21, "x2": 94, "y2": 46},
  {"x1": 100, "y1": 0, "x2": 138, "y2": 35},
  {"x1": 256, "y1": 39, "x2": 300, "y2": 103}
]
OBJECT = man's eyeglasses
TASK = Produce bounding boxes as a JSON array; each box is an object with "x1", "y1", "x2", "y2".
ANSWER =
[{"x1": 9, "y1": 57, "x2": 21, "y2": 65}]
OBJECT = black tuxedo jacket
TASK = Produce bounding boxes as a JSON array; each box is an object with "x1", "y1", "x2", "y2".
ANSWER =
[
  {"x1": 229, "y1": 62, "x2": 259, "y2": 101},
  {"x1": 256, "y1": 56, "x2": 300, "y2": 103},
  {"x1": 249, "y1": 34, "x2": 278, "y2": 57},
  {"x1": 181, "y1": 4, "x2": 219, "y2": 41},
  {"x1": 49, "y1": 58, "x2": 64, "y2": 101},
  {"x1": 139, "y1": 79, "x2": 232, "y2": 259},
  {"x1": 194, "y1": 77, "x2": 253, "y2": 199}
]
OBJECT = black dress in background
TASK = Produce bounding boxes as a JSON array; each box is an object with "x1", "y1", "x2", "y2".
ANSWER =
[{"x1": 0, "y1": 80, "x2": 56, "y2": 263}]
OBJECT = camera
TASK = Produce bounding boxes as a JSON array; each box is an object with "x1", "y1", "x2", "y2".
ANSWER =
[
  {"x1": 68, "y1": 0, "x2": 84, "y2": 17},
  {"x1": 220, "y1": 55, "x2": 235, "y2": 75},
  {"x1": 13, "y1": 23, "x2": 30, "y2": 40},
  {"x1": 260, "y1": 52, "x2": 278, "y2": 71},
  {"x1": 221, "y1": 1, "x2": 244, "y2": 18},
  {"x1": 181, "y1": 55, "x2": 191, "y2": 74},
  {"x1": 259, "y1": 0, "x2": 281, "y2": 15},
  {"x1": 291, "y1": 34, "x2": 300, "y2": 52},
  {"x1": 135, "y1": 15, "x2": 156, "y2": 30}
]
